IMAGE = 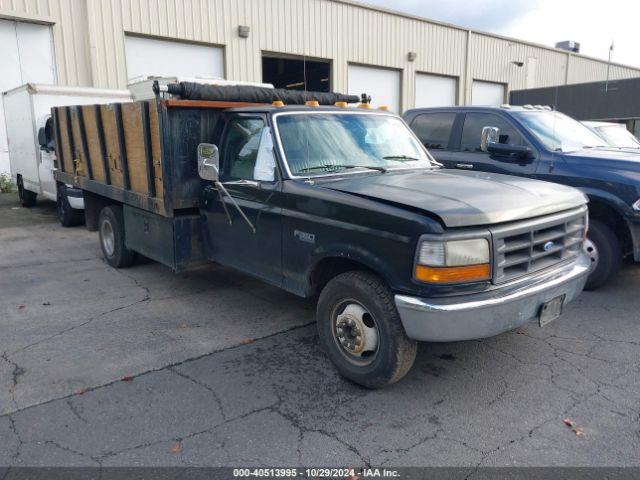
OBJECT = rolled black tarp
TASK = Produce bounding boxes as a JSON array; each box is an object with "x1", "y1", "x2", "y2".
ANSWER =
[{"x1": 166, "y1": 82, "x2": 361, "y2": 105}]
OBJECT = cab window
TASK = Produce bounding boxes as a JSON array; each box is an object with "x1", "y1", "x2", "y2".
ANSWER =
[
  {"x1": 411, "y1": 112, "x2": 456, "y2": 150},
  {"x1": 222, "y1": 118, "x2": 275, "y2": 181},
  {"x1": 460, "y1": 113, "x2": 523, "y2": 152}
]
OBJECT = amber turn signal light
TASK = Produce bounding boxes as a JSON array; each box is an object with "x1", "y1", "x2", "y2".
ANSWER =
[{"x1": 415, "y1": 264, "x2": 491, "y2": 283}]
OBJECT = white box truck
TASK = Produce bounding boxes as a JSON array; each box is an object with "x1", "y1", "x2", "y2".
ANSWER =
[{"x1": 3, "y1": 84, "x2": 131, "y2": 226}]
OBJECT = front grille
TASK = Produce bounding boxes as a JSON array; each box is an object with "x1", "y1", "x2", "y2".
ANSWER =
[{"x1": 491, "y1": 207, "x2": 587, "y2": 284}]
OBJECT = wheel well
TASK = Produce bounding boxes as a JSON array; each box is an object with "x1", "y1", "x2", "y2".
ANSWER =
[
  {"x1": 83, "y1": 191, "x2": 121, "y2": 232},
  {"x1": 309, "y1": 257, "x2": 379, "y2": 295},
  {"x1": 588, "y1": 198, "x2": 632, "y2": 254}
]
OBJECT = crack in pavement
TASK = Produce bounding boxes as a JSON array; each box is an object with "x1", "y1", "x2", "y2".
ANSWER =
[
  {"x1": 66, "y1": 398, "x2": 89, "y2": 424},
  {"x1": 1, "y1": 352, "x2": 23, "y2": 411},
  {"x1": 7, "y1": 415, "x2": 22, "y2": 461},
  {"x1": 97, "y1": 404, "x2": 277, "y2": 461},
  {"x1": 0, "y1": 322, "x2": 315, "y2": 421},
  {"x1": 8, "y1": 292, "x2": 150, "y2": 358},
  {"x1": 168, "y1": 368, "x2": 227, "y2": 421}
]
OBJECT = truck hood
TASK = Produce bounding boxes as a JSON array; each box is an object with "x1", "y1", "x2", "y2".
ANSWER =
[
  {"x1": 320, "y1": 169, "x2": 586, "y2": 228},
  {"x1": 565, "y1": 147, "x2": 640, "y2": 171}
]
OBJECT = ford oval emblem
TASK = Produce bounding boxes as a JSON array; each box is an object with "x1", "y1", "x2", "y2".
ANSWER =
[{"x1": 543, "y1": 241, "x2": 555, "y2": 252}]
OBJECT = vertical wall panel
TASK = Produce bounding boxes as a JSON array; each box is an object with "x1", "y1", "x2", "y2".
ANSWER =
[{"x1": 2, "y1": 0, "x2": 639, "y2": 108}]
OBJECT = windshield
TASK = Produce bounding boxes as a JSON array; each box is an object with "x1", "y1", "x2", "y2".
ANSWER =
[
  {"x1": 274, "y1": 112, "x2": 433, "y2": 176},
  {"x1": 595, "y1": 125, "x2": 640, "y2": 149},
  {"x1": 513, "y1": 110, "x2": 606, "y2": 152}
]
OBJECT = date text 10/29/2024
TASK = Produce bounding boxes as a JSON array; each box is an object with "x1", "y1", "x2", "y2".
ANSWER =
[{"x1": 233, "y1": 468, "x2": 400, "y2": 478}]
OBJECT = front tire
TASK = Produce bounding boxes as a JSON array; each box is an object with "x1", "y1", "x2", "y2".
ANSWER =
[
  {"x1": 57, "y1": 184, "x2": 84, "y2": 227},
  {"x1": 98, "y1": 205, "x2": 135, "y2": 268},
  {"x1": 584, "y1": 219, "x2": 622, "y2": 290},
  {"x1": 317, "y1": 271, "x2": 417, "y2": 389},
  {"x1": 17, "y1": 177, "x2": 37, "y2": 207}
]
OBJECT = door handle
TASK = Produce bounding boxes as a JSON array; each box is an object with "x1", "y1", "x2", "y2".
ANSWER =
[{"x1": 456, "y1": 163, "x2": 474, "y2": 170}]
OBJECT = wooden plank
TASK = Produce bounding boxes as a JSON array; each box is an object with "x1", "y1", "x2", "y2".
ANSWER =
[
  {"x1": 81, "y1": 105, "x2": 105, "y2": 183},
  {"x1": 140, "y1": 102, "x2": 156, "y2": 198},
  {"x1": 95, "y1": 104, "x2": 110, "y2": 185},
  {"x1": 52, "y1": 108, "x2": 65, "y2": 174},
  {"x1": 120, "y1": 103, "x2": 148, "y2": 195},
  {"x1": 161, "y1": 99, "x2": 265, "y2": 109},
  {"x1": 68, "y1": 108, "x2": 83, "y2": 177},
  {"x1": 57, "y1": 107, "x2": 73, "y2": 175},
  {"x1": 148, "y1": 101, "x2": 164, "y2": 199},
  {"x1": 100, "y1": 105, "x2": 124, "y2": 188},
  {"x1": 76, "y1": 107, "x2": 93, "y2": 180},
  {"x1": 114, "y1": 104, "x2": 131, "y2": 190}
]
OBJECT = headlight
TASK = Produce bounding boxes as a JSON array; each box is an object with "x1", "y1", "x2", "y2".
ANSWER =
[
  {"x1": 415, "y1": 238, "x2": 491, "y2": 284},
  {"x1": 633, "y1": 198, "x2": 640, "y2": 211}
]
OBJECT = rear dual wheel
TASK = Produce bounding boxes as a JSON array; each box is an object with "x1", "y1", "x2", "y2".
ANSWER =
[
  {"x1": 99, "y1": 206, "x2": 135, "y2": 268},
  {"x1": 317, "y1": 271, "x2": 417, "y2": 389}
]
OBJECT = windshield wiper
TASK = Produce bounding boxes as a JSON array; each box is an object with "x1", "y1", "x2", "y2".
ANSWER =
[
  {"x1": 298, "y1": 164, "x2": 387, "y2": 173},
  {"x1": 383, "y1": 155, "x2": 420, "y2": 162}
]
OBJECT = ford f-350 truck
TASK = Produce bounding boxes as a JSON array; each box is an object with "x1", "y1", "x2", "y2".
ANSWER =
[{"x1": 54, "y1": 83, "x2": 591, "y2": 388}]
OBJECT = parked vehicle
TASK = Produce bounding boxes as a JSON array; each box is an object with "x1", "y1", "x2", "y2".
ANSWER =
[
  {"x1": 2, "y1": 84, "x2": 131, "y2": 225},
  {"x1": 404, "y1": 105, "x2": 640, "y2": 290},
  {"x1": 582, "y1": 121, "x2": 640, "y2": 150},
  {"x1": 54, "y1": 84, "x2": 591, "y2": 387}
]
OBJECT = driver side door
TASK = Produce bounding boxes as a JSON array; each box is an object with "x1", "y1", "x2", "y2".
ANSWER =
[
  {"x1": 450, "y1": 112, "x2": 537, "y2": 176},
  {"x1": 201, "y1": 115, "x2": 283, "y2": 286}
]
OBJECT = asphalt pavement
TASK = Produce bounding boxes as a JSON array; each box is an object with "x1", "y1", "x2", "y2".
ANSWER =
[{"x1": 0, "y1": 192, "x2": 638, "y2": 469}]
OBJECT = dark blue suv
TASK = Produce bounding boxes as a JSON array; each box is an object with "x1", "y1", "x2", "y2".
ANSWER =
[{"x1": 404, "y1": 105, "x2": 640, "y2": 289}]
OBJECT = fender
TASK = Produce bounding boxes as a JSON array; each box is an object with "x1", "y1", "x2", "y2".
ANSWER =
[
  {"x1": 303, "y1": 240, "x2": 408, "y2": 296},
  {"x1": 579, "y1": 187, "x2": 633, "y2": 218}
]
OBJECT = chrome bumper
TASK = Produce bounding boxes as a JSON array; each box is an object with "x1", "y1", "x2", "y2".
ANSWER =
[{"x1": 395, "y1": 253, "x2": 591, "y2": 342}]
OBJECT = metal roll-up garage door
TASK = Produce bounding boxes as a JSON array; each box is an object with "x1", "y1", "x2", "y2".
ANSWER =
[
  {"x1": 415, "y1": 73, "x2": 457, "y2": 108},
  {"x1": 348, "y1": 64, "x2": 401, "y2": 113},
  {"x1": 0, "y1": 20, "x2": 55, "y2": 175},
  {"x1": 125, "y1": 35, "x2": 225, "y2": 82},
  {"x1": 472, "y1": 80, "x2": 506, "y2": 106}
]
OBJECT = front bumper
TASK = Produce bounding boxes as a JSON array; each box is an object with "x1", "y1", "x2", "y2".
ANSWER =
[
  {"x1": 395, "y1": 253, "x2": 591, "y2": 342},
  {"x1": 65, "y1": 186, "x2": 85, "y2": 210}
]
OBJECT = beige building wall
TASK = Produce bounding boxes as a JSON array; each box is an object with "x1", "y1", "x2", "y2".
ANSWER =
[{"x1": 2, "y1": 0, "x2": 639, "y2": 111}]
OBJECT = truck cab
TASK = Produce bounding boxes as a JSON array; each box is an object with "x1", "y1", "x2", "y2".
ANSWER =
[
  {"x1": 56, "y1": 86, "x2": 592, "y2": 387},
  {"x1": 404, "y1": 105, "x2": 640, "y2": 289}
]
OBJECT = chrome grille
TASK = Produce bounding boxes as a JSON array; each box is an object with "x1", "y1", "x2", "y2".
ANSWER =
[{"x1": 491, "y1": 207, "x2": 587, "y2": 284}]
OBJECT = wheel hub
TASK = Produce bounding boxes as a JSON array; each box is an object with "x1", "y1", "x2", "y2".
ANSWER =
[
  {"x1": 334, "y1": 302, "x2": 379, "y2": 363},
  {"x1": 101, "y1": 220, "x2": 115, "y2": 256},
  {"x1": 583, "y1": 238, "x2": 599, "y2": 270}
]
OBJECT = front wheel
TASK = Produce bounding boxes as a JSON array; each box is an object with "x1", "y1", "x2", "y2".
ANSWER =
[
  {"x1": 17, "y1": 177, "x2": 37, "y2": 207},
  {"x1": 57, "y1": 185, "x2": 84, "y2": 227},
  {"x1": 584, "y1": 219, "x2": 622, "y2": 290},
  {"x1": 317, "y1": 271, "x2": 417, "y2": 389},
  {"x1": 98, "y1": 205, "x2": 135, "y2": 268}
]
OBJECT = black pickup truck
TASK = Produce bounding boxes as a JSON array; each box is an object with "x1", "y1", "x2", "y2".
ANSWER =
[
  {"x1": 404, "y1": 105, "x2": 640, "y2": 289},
  {"x1": 54, "y1": 87, "x2": 591, "y2": 387}
]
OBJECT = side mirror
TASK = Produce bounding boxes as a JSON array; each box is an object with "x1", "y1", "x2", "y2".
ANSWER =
[
  {"x1": 197, "y1": 143, "x2": 219, "y2": 181},
  {"x1": 480, "y1": 126, "x2": 499, "y2": 153},
  {"x1": 38, "y1": 127, "x2": 48, "y2": 149},
  {"x1": 481, "y1": 126, "x2": 534, "y2": 161}
]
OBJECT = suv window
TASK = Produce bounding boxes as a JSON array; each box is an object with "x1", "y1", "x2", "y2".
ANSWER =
[
  {"x1": 411, "y1": 112, "x2": 456, "y2": 150},
  {"x1": 223, "y1": 118, "x2": 266, "y2": 180},
  {"x1": 460, "y1": 113, "x2": 523, "y2": 152}
]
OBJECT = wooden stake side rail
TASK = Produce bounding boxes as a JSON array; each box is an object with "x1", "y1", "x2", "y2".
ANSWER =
[
  {"x1": 53, "y1": 98, "x2": 237, "y2": 218},
  {"x1": 53, "y1": 100, "x2": 168, "y2": 216}
]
